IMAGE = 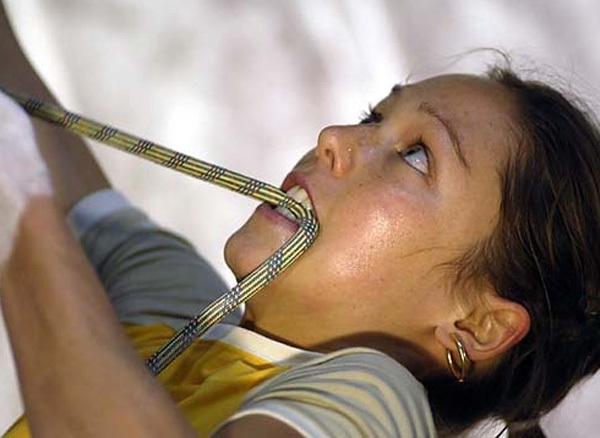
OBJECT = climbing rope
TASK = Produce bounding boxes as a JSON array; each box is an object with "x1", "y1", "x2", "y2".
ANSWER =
[{"x1": 1, "y1": 88, "x2": 319, "y2": 375}]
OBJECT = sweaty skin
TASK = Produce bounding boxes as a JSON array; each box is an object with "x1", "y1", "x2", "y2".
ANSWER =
[
  {"x1": 0, "y1": 4, "x2": 530, "y2": 431},
  {"x1": 225, "y1": 75, "x2": 520, "y2": 374}
]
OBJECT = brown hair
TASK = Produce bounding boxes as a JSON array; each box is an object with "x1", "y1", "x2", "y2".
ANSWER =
[{"x1": 425, "y1": 67, "x2": 600, "y2": 436}]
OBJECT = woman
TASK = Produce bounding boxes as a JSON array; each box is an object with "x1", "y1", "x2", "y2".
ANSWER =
[{"x1": 1, "y1": 4, "x2": 599, "y2": 437}]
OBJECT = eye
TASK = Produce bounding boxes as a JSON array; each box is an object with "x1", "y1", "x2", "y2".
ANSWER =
[
  {"x1": 359, "y1": 106, "x2": 383, "y2": 125},
  {"x1": 400, "y1": 142, "x2": 430, "y2": 175}
]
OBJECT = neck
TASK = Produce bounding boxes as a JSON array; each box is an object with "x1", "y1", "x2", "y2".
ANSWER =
[{"x1": 241, "y1": 311, "x2": 444, "y2": 380}]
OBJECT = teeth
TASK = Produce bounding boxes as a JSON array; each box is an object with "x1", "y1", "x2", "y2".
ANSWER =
[
  {"x1": 274, "y1": 185, "x2": 313, "y2": 221},
  {"x1": 285, "y1": 185, "x2": 313, "y2": 211},
  {"x1": 275, "y1": 205, "x2": 297, "y2": 221}
]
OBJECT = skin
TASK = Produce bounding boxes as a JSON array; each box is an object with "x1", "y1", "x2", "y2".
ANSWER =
[
  {"x1": 0, "y1": 4, "x2": 529, "y2": 434},
  {"x1": 0, "y1": 5, "x2": 297, "y2": 435},
  {"x1": 0, "y1": 3, "x2": 109, "y2": 212},
  {"x1": 225, "y1": 74, "x2": 524, "y2": 375}
]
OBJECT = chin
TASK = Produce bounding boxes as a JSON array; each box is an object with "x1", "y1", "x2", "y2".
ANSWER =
[
  {"x1": 224, "y1": 228, "x2": 253, "y2": 280},
  {"x1": 224, "y1": 223, "x2": 279, "y2": 280},
  {"x1": 225, "y1": 208, "x2": 299, "y2": 280}
]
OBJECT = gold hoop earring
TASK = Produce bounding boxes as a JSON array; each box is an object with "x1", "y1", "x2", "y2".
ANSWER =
[{"x1": 446, "y1": 334, "x2": 471, "y2": 383}]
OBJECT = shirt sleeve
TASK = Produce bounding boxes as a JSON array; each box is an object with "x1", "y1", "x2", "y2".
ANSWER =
[
  {"x1": 67, "y1": 189, "x2": 241, "y2": 329},
  {"x1": 217, "y1": 348, "x2": 438, "y2": 438}
]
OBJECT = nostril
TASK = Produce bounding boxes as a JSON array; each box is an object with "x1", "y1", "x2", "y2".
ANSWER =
[
  {"x1": 325, "y1": 149, "x2": 335, "y2": 169},
  {"x1": 316, "y1": 125, "x2": 356, "y2": 177}
]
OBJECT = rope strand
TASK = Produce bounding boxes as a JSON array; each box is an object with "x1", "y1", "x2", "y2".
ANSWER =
[{"x1": 1, "y1": 87, "x2": 319, "y2": 375}]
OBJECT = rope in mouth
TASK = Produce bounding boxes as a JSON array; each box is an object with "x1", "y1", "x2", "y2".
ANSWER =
[{"x1": 1, "y1": 87, "x2": 320, "y2": 375}]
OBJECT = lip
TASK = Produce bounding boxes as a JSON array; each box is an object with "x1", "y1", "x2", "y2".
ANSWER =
[
  {"x1": 256, "y1": 202, "x2": 299, "y2": 232},
  {"x1": 280, "y1": 171, "x2": 304, "y2": 192}
]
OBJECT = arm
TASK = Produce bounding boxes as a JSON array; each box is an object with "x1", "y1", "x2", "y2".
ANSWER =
[
  {"x1": 0, "y1": 2, "x2": 109, "y2": 212},
  {"x1": 1, "y1": 197, "x2": 194, "y2": 437},
  {"x1": 214, "y1": 415, "x2": 302, "y2": 438}
]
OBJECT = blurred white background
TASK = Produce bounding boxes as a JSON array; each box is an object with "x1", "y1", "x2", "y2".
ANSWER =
[{"x1": 2, "y1": 0, "x2": 600, "y2": 436}]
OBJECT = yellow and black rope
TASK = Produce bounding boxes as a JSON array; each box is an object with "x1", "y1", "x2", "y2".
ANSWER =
[{"x1": 1, "y1": 88, "x2": 319, "y2": 375}]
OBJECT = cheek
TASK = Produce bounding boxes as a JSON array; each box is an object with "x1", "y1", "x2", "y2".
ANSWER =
[
  {"x1": 319, "y1": 190, "x2": 429, "y2": 283},
  {"x1": 442, "y1": 177, "x2": 502, "y2": 243}
]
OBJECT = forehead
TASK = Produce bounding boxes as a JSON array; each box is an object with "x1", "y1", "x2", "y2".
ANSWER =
[
  {"x1": 411, "y1": 74, "x2": 516, "y2": 118},
  {"x1": 385, "y1": 74, "x2": 515, "y2": 111}
]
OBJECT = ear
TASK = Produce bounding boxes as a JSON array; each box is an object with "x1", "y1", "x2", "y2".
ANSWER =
[{"x1": 435, "y1": 293, "x2": 531, "y2": 363}]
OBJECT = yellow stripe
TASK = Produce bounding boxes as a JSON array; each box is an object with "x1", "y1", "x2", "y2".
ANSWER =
[{"x1": 0, "y1": 88, "x2": 319, "y2": 375}]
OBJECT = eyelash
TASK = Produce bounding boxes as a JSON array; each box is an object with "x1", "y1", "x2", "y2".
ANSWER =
[
  {"x1": 359, "y1": 106, "x2": 432, "y2": 176},
  {"x1": 359, "y1": 106, "x2": 383, "y2": 124}
]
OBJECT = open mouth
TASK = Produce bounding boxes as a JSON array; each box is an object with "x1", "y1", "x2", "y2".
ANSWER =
[{"x1": 274, "y1": 185, "x2": 313, "y2": 222}]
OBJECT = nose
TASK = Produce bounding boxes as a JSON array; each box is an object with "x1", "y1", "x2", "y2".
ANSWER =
[{"x1": 315, "y1": 125, "x2": 374, "y2": 177}]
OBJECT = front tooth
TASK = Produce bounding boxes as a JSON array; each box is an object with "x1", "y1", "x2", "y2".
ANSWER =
[
  {"x1": 286, "y1": 186, "x2": 300, "y2": 197},
  {"x1": 286, "y1": 186, "x2": 312, "y2": 210},
  {"x1": 293, "y1": 188, "x2": 308, "y2": 203}
]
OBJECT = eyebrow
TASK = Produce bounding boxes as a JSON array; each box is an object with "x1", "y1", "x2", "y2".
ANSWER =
[
  {"x1": 389, "y1": 84, "x2": 469, "y2": 170},
  {"x1": 418, "y1": 101, "x2": 470, "y2": 170}
]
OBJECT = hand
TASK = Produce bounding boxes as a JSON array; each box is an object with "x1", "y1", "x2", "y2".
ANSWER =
[
  {"x1": 0, "y1": 90, "x2": 52, "y2": 264},
  {"x1": 0, "y1": 4, "x2": 110, "y2": 214}
]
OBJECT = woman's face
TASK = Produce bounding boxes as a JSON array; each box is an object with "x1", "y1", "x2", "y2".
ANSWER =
[{"x1": 224, "y1": 74, "x2": 518, "y2": 350}]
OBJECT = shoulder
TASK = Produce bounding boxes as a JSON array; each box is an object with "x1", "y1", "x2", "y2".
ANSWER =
[{"x1": 216, "y1": 347, "x2": 438, "y2": 437}]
